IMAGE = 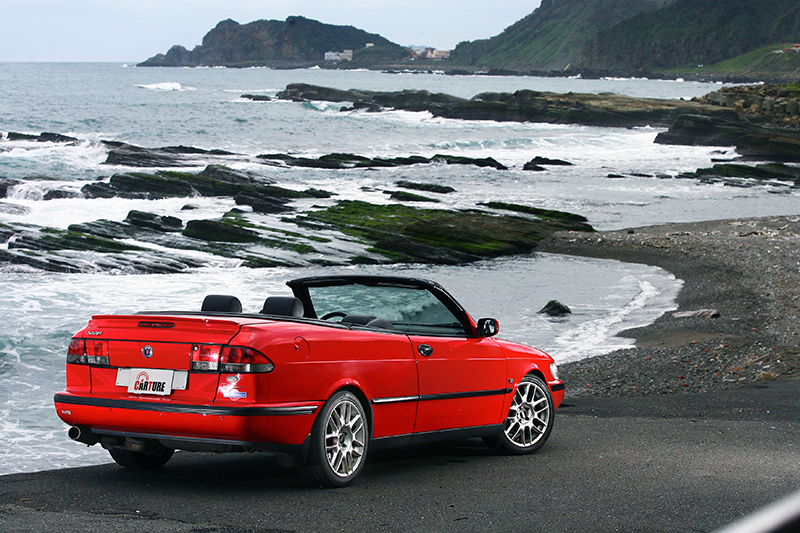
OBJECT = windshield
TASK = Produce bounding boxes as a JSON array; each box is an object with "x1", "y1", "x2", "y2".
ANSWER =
[{"x1": 308, "y1": 283, "x2": 465, "y2": 334}]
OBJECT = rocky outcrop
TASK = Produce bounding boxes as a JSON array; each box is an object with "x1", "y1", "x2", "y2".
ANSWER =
[
  {"x1": 274, "y1": 84, "x2": 737, "y2": 128},
  {"x1": 293, "y1": 200, "x2": 595, "y2": 265},
  {"x1": 137, "y1": 16, "x2": 407, "y2": 68},
  {"x1": 81, "y1": 165, "x2": 328, "y2": 207},
  {"x1": 102, "y1": 142, "x2": 236, "y2": 167},
  {"x1": 655, "y1": 115, "x2": 800, "y2": 162},
  {"x1": 257, "y1": 151, "x2": 508, "y2": 170},
  {"x1": 0, "y1": 195, "x2": 595, "y2": 273},
  {"x1": 675, "y1": 162, "x2": 800, "y2": 188}
]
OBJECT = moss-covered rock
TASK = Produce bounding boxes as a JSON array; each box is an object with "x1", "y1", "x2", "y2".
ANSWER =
[
  {"x1": 395, "y1": 180, "x2": 456, "y2": 194},
  {"x1": 292, "y1": 200, "x2": 594, "y2": 264},
  {"x1": 182, "y1": 219, "x2": 262, "y2": 243}
]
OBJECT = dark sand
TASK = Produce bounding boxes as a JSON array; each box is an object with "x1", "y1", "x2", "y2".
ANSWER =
[{"x1": 537, "y1": 214, "x2": 800, "y2": 398}]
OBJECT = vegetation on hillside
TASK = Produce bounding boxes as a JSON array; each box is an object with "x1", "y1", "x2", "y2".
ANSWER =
[
  {"x1": 583, "y1": 0, "x2": 800, "y2": 71},
  {"x1": 449, "y1": 0, "x2": 674, "y2": 71}
]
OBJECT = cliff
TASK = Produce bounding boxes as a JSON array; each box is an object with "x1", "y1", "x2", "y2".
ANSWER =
[
  {"x1": 138, "y1": 16, "x2": 409, "y2": 68},
  {"x1": 582, "y1": 0, "x2": 800, "y2": 72},
  {"x1": 449, "y1": 0, "x2": 676, "y2": 72}
]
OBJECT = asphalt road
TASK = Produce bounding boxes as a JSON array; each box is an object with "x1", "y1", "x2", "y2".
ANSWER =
[{"x1": 1, "y1": 378, "x2": 799, "y2": 533}]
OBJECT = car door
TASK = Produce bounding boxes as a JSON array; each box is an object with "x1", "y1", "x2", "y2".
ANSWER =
[{"x1": 410, "y1": 333, "x2": 508, "y2": 434}]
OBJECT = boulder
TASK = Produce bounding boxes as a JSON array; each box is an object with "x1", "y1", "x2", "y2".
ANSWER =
[{"x1": 539, "y1": 300, "x2": 572, "y2": 316}]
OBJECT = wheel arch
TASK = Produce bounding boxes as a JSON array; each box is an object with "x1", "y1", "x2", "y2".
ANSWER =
[{"x1": 331, "y1": 384, "x2": 374, "y2": 440}]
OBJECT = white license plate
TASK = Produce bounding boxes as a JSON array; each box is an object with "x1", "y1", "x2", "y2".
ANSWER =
[{"x1": 126, "y1": 368, "x2": 174, "y2": 396}]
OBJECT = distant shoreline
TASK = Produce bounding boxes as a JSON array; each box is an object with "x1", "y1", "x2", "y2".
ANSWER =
[{"x1": 537, "y1": 215, "x2": 800, "y2": 398}]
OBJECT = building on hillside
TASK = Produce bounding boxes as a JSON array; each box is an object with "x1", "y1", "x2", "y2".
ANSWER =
[
  {"x1": 412, "y1": 47, "x2": 451, "y2": 60},
  {"x1": 324, "y1": 49, "x2": 354, "y2": 61}
]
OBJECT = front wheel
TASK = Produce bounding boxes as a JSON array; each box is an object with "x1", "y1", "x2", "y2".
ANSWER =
[
  {"x1": 299, "y1": 390, "x2": 368, "y2": 487},
  {"x1": 489, "y1": 374, "x2": 554, "y2": 454}
]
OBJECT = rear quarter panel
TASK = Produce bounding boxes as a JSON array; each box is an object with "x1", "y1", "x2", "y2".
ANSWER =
[{"x1": 230, "y1": 322, "x2": 419, "y2": 439}]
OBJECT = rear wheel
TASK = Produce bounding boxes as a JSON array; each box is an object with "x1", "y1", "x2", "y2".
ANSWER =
[
  {"x1": 299, "y1": 390, "x2": 368, "y2": 487},
  {"x1": 489, "y1": 374, "x2": 554, "y2": 454},
  {"x1": 108, "y1": 446, "x2": 174, "y2": 470}
]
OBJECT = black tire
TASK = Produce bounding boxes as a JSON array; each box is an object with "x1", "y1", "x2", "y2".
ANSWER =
[
  {"x1": 299, "y1": 390, "x2": 368, "y2": 488},
  {"x1": 108, "y1": 446, "x2": 174, "y2": 470},
  {"x1": 489, "y1": 374, "x2": 554, "y2": 454}
]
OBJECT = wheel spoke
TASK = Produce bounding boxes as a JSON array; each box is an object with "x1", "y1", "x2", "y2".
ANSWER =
[
  {"x1": 502, "y1": 379, "x2": 552, "y2": 448},
  {"x1": 322, "y1": 398, "x2": 367, "y2": 477}
]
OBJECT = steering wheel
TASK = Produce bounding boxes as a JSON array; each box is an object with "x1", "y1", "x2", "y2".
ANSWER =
[{"x1": 321, "y1": 311, "x2": 348, "y2": 321}]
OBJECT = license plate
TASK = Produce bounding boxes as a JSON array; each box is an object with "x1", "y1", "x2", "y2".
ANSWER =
[{"x1": 126, "y1": 368, "x2": 174, "y2": 396}]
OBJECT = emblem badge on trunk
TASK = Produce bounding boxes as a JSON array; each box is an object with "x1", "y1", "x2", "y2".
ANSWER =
[{"x1": 142, "y1": 345, "x2": 154, "y2": 358}]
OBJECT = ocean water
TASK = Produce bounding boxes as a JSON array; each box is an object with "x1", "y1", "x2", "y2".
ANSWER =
[{"x1": 0, "y1": 63, "x2": 797, "y2": 475}]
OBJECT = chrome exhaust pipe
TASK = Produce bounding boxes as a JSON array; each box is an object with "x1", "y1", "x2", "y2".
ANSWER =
[{"x1": 68, "y1": 425, "x2": 99, "y2": 446}]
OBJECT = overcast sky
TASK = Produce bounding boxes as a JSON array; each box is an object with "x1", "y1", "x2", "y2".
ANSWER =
[{"x1": 1, "y1": 0, "x2": 542, "y2": 62}]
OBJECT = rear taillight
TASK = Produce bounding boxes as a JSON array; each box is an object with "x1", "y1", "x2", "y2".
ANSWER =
[
  {"x1": 220, "y1": 346, "x2": 274, "y2": 373},
  {"x1": 190, "y1": 345, "x2": 274, "y2": 374},
  {"x1": 190, "y1": 344, "x2": 222, "y2": 371},
  {"x1": 67, "y1": 339, "x2": 110, "y2": 366}
]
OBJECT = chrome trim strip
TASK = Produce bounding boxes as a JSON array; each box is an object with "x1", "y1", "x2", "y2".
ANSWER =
[
  {"x1": 371, "y1": 395, "x2": 419, "y2": 405},
  {"x1": 371, "y1": 388, "x2": 512, "y2": 405},
  {"x1": 54, "y1": 394, "x2": 317, "y2": 416}
]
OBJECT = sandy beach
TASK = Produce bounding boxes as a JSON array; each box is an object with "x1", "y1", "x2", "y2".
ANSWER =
[{"x1": 538, "y1": 214, "x2": 800, "y2": 398}]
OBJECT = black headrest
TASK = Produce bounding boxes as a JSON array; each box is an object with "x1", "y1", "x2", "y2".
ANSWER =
[
  {"x1": 366, "y1": 317, "x2": 395, "y2": 330},
  {"x1": 201, "y1": 295, "x2": 242, "y2": 313},
  {"x1": 341, "y1": 314, "x2": 376, "y2": 325},
  {"x1": 260, "y1": 296, "x2": 304, "y2": 317}
]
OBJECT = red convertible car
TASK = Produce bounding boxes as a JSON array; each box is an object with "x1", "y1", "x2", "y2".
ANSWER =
[{"x1": 55, "y1": 275, "x2": 564, "y2": 487}]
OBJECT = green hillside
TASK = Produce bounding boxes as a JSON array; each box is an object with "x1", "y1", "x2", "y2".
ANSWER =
[
  {"x1": 583, "y1": 0, "x2": 800, "y2": 71},
  {"x1": 449, "y1": 0, "x2": 674, "y2": 71},
  {"x1": 673, "y1": 43, "x2": 800, "y2": 82}
]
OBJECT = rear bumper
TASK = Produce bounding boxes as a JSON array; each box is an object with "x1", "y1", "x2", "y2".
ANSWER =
[{"x1": 54, "y1": 392, "x2": 319, "y2": 451}]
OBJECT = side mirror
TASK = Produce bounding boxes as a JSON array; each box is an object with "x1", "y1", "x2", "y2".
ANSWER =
[{"x1": 476, "y1": 318, "x2": 499, "y2": 337}]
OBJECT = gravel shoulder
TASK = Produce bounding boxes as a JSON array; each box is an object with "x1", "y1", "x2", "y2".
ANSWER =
[{"x1": 537, "y1": 214, "x2": 800, "y2": 399}]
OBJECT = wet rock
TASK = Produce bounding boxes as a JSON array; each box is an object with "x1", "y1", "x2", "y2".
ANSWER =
[
  {"x1": 676, "y1": 162, "x2": 800, "y2": 187},
  {"x1": 80, "y1": 167, "x2": 327, "y2": 203},
  {"x1": 525, "y1": 156, "x2": 573, "y2": 167},
  {"x1": 43, "y1": 189, "x2": 83, "y2": 200},
  {"x1": 478, "y1": 202, "x2": 592, "y2": 228},
  {"x1": 387, "y1": 190, "x2": 440, "y2": 203},
  {"x1": 235, "y1": 192, "x2": 293, "y2": 214},
  {"x1": 6, "y1": 132, "x2": 78, "y2": 143},
  {"x1": 293, "y1": 200, "x2": 594, "y2": 265},
  {"x1": 539, "y1": 300, "x2": 572, "y2": 316},
  {"x1": 655, "y1": 114, "x2": 800, "y2": 162},
  {"x1": 182, "y1": 219, "x2": 261, "y2": 243},
  {"x1": 258, "y1": 152, "x2": 508, "y2": 170},
  {"x1": 522, "y1": 163, "x2": 546, "y2": 171},
  {"x1": 395, "y1": 180, "x2": 456, "y2": 194},
  {"x1": 102, "y1": 142, "x2": 236, "y2": 167},
  {"x1": 0, "y1": 178, "x2": 21, "y2": 198},
  {"x1": 125, "y1": 210, "x2": 183, "y2": 232},
  {"x1": 241, "y1": 94, "x2": 272, "y2": 101},
  {"x1": 276, "y1": 84, "x2": 735, "y2": 128}
]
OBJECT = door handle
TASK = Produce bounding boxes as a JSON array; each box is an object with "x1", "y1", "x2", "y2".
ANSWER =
[{"x1": 418, "y1": 344, "x2": 433, "y2": 357}]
